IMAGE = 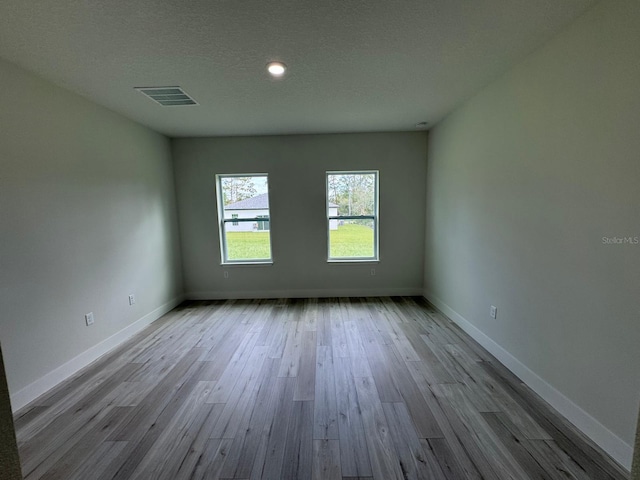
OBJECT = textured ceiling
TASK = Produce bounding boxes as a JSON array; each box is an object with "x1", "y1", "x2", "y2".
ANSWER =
[{"x1": 0, "y1": 0, "x2": 596, "y2": 137}]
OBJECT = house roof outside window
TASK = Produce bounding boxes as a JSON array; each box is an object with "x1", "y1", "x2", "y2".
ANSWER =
[{"x1": 226, "y1": 193, "x2": 338, "y2": 210}]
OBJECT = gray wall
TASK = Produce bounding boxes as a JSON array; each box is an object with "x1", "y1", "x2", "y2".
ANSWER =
[
  {"x1": 424, "y1": 0, "x2": 640, "y2": 468},
  {"x1": 173, "y1": 132, "x2": 427, "y2": 298},
  {"x1": 0, "y1": 58, "x2": 183, "y2": 400}
]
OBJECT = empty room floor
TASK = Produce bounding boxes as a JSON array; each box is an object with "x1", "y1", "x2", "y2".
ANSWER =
[{"x1": 14, "y1": 297, "x2": 628, "y2": 479}]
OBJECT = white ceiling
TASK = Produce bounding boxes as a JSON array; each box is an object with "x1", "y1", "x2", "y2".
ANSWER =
[{"x1": 0, "y1": 0, "x2": 596, "y2": 138}]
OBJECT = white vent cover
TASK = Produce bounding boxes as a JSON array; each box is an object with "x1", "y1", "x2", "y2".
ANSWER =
[{"x1": 135, "y1": 86, "x2": 198, "y2": 106}]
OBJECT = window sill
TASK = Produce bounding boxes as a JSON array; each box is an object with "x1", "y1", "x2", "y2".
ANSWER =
[
  {"x1": 220, "y1": 261, "x2": 273, "y2": 266},
  {"x1": 327, "y1": 259, "x2": 379, "y2": 264}
]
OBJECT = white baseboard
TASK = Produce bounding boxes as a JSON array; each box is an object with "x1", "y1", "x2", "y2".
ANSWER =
[
  {"x1": 10, "y1": 295, "x2": 184, "y2": 412},
  {"x1": 424, "y1": 290, "x2": 633, "y2": 472},
  {"x1": 187, "y1": 287, "x2": 423, "y2": 300}
]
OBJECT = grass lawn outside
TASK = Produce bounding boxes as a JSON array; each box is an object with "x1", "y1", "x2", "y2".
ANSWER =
[
  {"x1": 329, "y1": 223, "x2": 374, "y2": 258},
  {"x1": 225, "y1": 223, "x2": 374, "y2": 260},
  {"x1": 225, "y1": 231, "x2": 271, "y2": 260}
]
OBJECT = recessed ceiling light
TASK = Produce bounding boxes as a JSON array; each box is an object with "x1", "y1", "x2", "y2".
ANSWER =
[
  {"x1": 415, "y1": 121, "x2": 428, "y2": 129},
  {"x1": 267, "y1": 62, "x2": 287, "y2": 77}
]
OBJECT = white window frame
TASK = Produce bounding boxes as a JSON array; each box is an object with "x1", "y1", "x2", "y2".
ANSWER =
[
  {"x1": 215, "y1": 173, "x2": 273, "y2": 264},
  {"x1": 326, "y1": 170, "x2": 379, "y2": 262}
]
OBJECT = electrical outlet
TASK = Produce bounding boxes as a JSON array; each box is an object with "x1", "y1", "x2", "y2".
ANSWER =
[
  {"x1": 85, "y1": 312, "x2": 94, "y2": 326},
  {"x1": 223, "y1": 271, "x2": 229, "y2": 279},
  {"x1": 129, "y1": 294, "x2": 136, "y2": 305},
  {"x1": 370, "y1": 268, "x2": 376, "y2": 276},
  {"x1": 490, "y1": 305, "x2": 497, "y2": 319}
]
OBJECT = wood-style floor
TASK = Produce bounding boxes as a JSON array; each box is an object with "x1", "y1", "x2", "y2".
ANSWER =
[{"x1": 15, "y1": 297, "x2": 628, "y2": 480}]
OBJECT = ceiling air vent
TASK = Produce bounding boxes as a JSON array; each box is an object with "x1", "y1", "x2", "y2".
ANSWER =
[{"x1": 135, "y1": 86, "x2": 198, "y2": 106}]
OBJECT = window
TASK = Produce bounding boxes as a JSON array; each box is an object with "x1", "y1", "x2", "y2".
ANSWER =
[
  {"x1": 216, "y1": 174, "x2": 272, "y2": 263},
  {"x1": 256, "y1": 215, "x2": 269, "y2": 231},
  {"x1": 326, "y1": 171, "x2": 379, "y2": 261}
]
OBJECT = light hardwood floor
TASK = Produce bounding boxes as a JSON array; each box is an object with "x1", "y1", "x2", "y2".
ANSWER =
[{"x1": 14, "y1": 297, "x2": 628, "y2": 479}]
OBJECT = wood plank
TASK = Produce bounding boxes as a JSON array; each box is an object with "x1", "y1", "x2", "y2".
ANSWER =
[
  {"x1": 67, "y1": 441, "x2": 128, "y2": 480},
  {"x1": 206, "y1": 332, "x2": 261, "y2": 403},
  {"x1": 218, "y1": 358, "x2": 282, "y2": 479},
  {"x1": 20, "y1": 363, "x2": 142, "y2": 477},
  {"x1": 316, "y1": 299, "x2": 332, "y2": 347},
  {"x1": 424, "y1": 438, "x2": 475, "y2": 480},
  {"x1": 403, "y1": 362, "x2": 484, "y2": 480},
  {"x1": 265, "y1": 301, "x2": 292, "y2": 358},
  {"x1": 250, "y1": 377, "x2": 296, "y2": 480},
  {"x1": 172, "y1": 403, "x2": 226, "y2": 480},
  {"x1": 397, "y1": 322, "x2": 456, "y2": 384},
  {"x1": 16, "y1": 359, "x2": 142, "y2": 444},
  {"x1": 247, "y1": 298, "x2": 273, "y2": 334},
  {"x1": 189, "y1": 438, "x2": 234, "y2": 480},
  {"x1": 530, "y1": 440, "x2": 594, "y2": 480},
  {"x1": 354, "y1": 376, "x2": 405, "y2": 479},
  {"x1": 334, "y1": 357, "x2": 372, "y2": 478},
  {"x1": 126, "y1": 381, "x2": 215, "y2": 479},
  {"x1": 480, "y1": 361, "x2": 628, "y2": 479},
  {"x1": 198, "y1": 320, "x2": 251, "y2": 376},
  {"x1": 364, "y1": 342, "x2": 403, "y2": 403},
  {"x1": 381, "y1": 345, "x2": 443, "y2": 438},
  {"x1": 313, "y1": 439, "x2": 342, "y2": 480},
  {"x1": 471, "y1": 371, "x2": 551, "y2": 439},
  {"x1": 361, "y1": 300, "x2": 394, "y2": 346},
  {"x1": 12, "y1": 405, "x2": 48, "y2": 433},
  {"x1": 429, "y1": 387, "x2": 503, "y2": 479},
  {"x1": 344, "y1": 318, "x2": 368, "y2": 358},
  {"x1": 330, "y1": 299, "x2": 350, "y2": 358},
  {"x1": 420, "y1": 333, "x2": 475, "y2": 384},
  {"x1": 482, "y1": 411, "x2": 554, "y2": 479},
  {"x1": 313, "y1": 346, "x2": 339, "y2": 440},
  {"x1": 294, "y1": 331, "x2": 317, "y2": 400},
  {"x1": 278, "y1": 304, "x2": 306, "y2": 377},
  {"x1": 98, "y1": 358, "x2": 209, "y2": 480},
  {"x1": 382, "y1": 402, "x2": 447, "y2": 480},
  {"x1": 373, "y1": 298, "x2": 421, "y2": 362},
  {"x1": 282, "y1": 401, "x2": 314, "y2": 480},
  {"x1": 255, "y1": 299, "x2": 285, "y2": 346},
  {"x1": 208, "y1": 346, "x2": 269, "y2": 439},
  {"x1": 442, "y1": 344, "x2": 501, "y2": 412},
  {"x1": 107, "y1": 348, "x2": 205, "y2": 441},
  {"x1": 349, "y1": 355, "x2": 372, "y2": 378},
  {"x1": 25, "y1": 406, "x2": 133, "y2": 480},
  {"x1": 303, "y1": 297, "x2": 319, "y2": 331},
  {"x1": 434, "y1": 383, "x2": 531, "y2": 480}
]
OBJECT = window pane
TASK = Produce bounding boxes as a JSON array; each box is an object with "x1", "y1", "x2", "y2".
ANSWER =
[
  {"x1": 256, "y1": 215, "x2": 269, "y2": 231},
  {"x1": 327, "y1": 171, "x2": 378, "y2": 260},
  {"x1": 327, "y1": 173, "x2": 376, "y2": 216},
  {"x1": 225, "y1": 230, "x2": 272, "y2": 260},
  {"x1": 329, "y1": 219, "x2": 375, "y2": 258},
  {"x1": 217, "y1": 174, "x2": 271, "y2": 262}
]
